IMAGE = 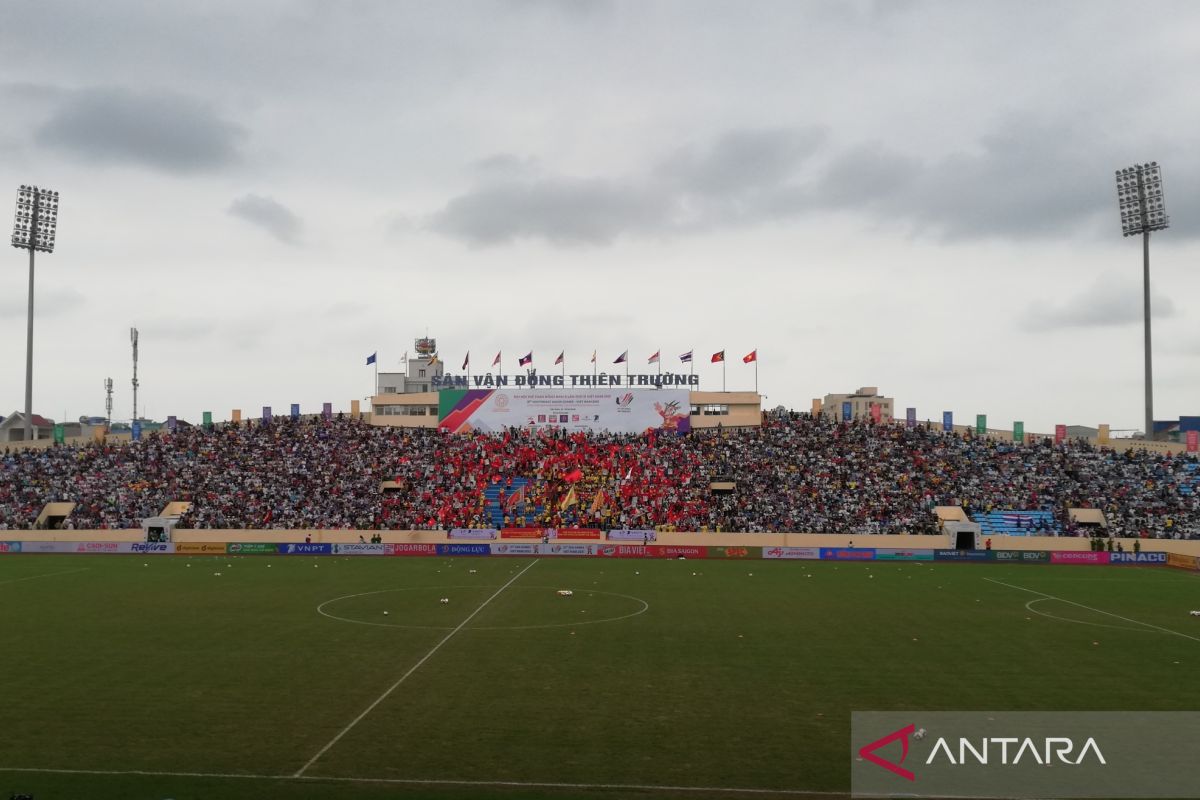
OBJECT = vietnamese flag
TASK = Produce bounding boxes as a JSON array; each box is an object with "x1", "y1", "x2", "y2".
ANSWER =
[
  {"x1": 743, "y1": 350, "x2": 757, "y2": 364},
  {"x1": 564, "y1": 468, "x2": 584, "y2": 483},
  {"x1": 711, "y1": 350, "x2": 725, "y2": 363}
]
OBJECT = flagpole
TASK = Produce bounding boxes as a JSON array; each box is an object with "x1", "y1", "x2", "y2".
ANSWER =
[
  {"x1": 690, "y1": 350, "x2": 694, "y2": 388},
  {"x1": 625, "y1": 352, "x2": 629, "y2": 387},
  {"x1": 657, "y1": 349, "x2": 661, "y2": 388},
  {"x1": 593, "y1": 351, "x2": 597, "y2": 385},
  {"x1": 722, "y1": 354, "x2": 726, "y2": 393},
  {"x1": 755, "y1": 351, "x2": 758, "y2": 394},
  {"x1": 374, "y1": 354, "x2": 378, "y2": 397}
]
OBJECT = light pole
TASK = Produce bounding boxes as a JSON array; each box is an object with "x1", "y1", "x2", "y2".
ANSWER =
[
  {"x1": 10, "y1": 185, "x2": 60, "y2": 443},
  {"x1": 1115, "y1": 164, "x2": 1168, "y2": 440}
]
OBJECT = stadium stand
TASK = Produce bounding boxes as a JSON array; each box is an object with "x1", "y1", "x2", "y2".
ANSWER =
[{"x1": 0, "y1": 414, "x2": 1197, "y2": 537}]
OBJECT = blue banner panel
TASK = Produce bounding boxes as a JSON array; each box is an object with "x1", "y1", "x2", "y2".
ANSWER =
[
  {"x1": 436, "y1": 543, "x2": 491, "y2": 556},
  {"x1": 277, "y1": 543, "x2": 333, "y2": 554},
  {"x1": 1109, "y1": 551, "x2": 1167, "y2": 564}
]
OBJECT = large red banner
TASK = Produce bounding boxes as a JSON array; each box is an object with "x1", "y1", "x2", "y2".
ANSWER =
[
  {"x1": 554, "y1": 528, "x2": 602, "y2": 540},
  {"x1": 500, "y1": 528, "x2": 543, "y2": 539}
]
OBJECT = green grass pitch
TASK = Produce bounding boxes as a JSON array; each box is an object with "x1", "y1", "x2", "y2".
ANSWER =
[{"x1": 1, "y1": 554, "x2": 1196, "y2": 800}]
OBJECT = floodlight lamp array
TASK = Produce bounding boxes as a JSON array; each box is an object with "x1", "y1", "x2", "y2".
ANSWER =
[
  {"x1": 1115, "y1": 163, "x2": 1168, "y2": 237},
  {"x1": 11, "y1": 185, "x2": 59, "y2": 252}
]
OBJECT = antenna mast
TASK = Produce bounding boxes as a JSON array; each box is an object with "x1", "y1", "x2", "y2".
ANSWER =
[
  {"x1": 130, "y1": 328, "x2": 139, "y2": 425},
  {"x1": 104, "y1": 377, "x2": 113, "y2": 431}
]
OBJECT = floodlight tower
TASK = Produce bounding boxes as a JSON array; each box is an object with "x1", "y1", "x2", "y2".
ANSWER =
[
  {"x1": 131, "y1": 328, "x2": 139, "y2": 425},
  {"x1": 10, "y1": 185, "x2": 60, "y2": 443},
  {"x1": 1115, "y1": 163, "x2": 1169, "y2": 440}
]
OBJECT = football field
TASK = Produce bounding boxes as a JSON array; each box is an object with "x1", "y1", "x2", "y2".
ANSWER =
[{"x1": 1, "y1": 553, "x2": 1196, "y2": 799}]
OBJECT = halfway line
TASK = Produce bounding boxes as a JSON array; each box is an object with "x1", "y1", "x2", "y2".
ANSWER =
[
  {"x1": 293, "y1": 558, "x2": 540, "y2": 777},
  {"x1": 0, "y1": 567, "x2": 89, "y2": 587},
  {"x1": 983, "y1": 576, "x2": 1200, "y2": 643}
]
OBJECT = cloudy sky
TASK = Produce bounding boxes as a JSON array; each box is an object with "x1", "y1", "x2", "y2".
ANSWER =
[{"x1": 2, "y1": 0, "x2": 1199, "y2": 434}]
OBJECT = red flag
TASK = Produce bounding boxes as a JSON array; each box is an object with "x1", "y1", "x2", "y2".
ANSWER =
[
  {"x1": 505, "y1": 485, "x2": 525, "y2": 510},
  {"x1": 742, "y1": 350, "x2": 757, "y2": 363},
  {"x1": 647, "y1": 350, "x2": 660, "y2": 364},
  {"x1": 711, "y1": 350, "x2": 725, "y2": 363},
  {"x1": 555, "y1": 351, "x2": 564, "y2": 365},
  {"x1": 564, "y1": 468, "x2": 584, "y2": 483},
  {"x1": 492, "y1": 351, "x2": 501, "y2": 367}
]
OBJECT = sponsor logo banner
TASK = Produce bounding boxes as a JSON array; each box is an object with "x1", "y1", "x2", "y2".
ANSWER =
[
  {"x1": 390, "y1": 543, "x2": 438, "y2": 557},
  {"x1": 491, "y1": 543, "x2": 538, "y2": 556},
  {"x1": 852, "y1": 710, "x2": 1200, "y2": 798},
  {"x1": 449, "y1": 528, "x2": 498, "y2": 540},
  {"x1": 500, "y1": 528, "x2": 543, "y2": 539},
  {"x1": 650, "y1": 545, "x2": 706, "y2": 559},
  {"x1": 707, "y1": 546, "x2": 761, "y2": 559},
  {"x1": 0, "y1": 542, "x2": 22, "y2": 553},
  {"x1": 552, "y1": 528, "x2": 603, "y2": 541},
  {"x1": 226, "y1": 543, "x2": 277, "y2": 554},
  {"x1": 543, "y1": 543, "x2": 596, "y2": 556},
  {"x1": 762, "y1": 546, "x2": 821, "y2": 560},
  {"x1": 74, "y1": 542, "x2": 122, "y2": 553},
  {"x1": 17, "y1": 541, "x2": 80, "y2": 553},
  {"x1": 1167, "y1": 552, "x2": 1200, "y2": 571},
  {"x1": 276, "y1": 543, "x2": 332, "y2": 555},
  {"x1": 607, "y1": 529, "x2": 656, "y2": 541},
  {"x1": 1109, "y1": 551, "x2": 1167, "y2": 564},
  {"x1": 332, "y1": 543, "x2": 389, "y2": 555},
  {"x1": 435, "y1": 543, "x2": 490, "y2": 556},
  {"x1": 933, "y1": 549, "x2": 991, "y2": 561},
  {"x1": 1050, "y1": 551, "x2": 1111, "y2": 565},
  {"x1": 821, "y1": 548, "x2": 876, "y2": 561},
  {"x1": 176, "y1": 542, "x2": 230, "y2": 554},
  {"x1": 126, "y1": 542, "x2": 175, "y2": 554},
  {"x1": 875, "y1": 549, "x2": 935, "y2": 561}
]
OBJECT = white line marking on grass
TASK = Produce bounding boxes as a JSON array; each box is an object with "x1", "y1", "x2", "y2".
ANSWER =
[
  {"x1": 1024, "y1": 598, "x2": 1152, "y2": 633},
  {"x1": 984, "y1": 577, "x2": 1200, "y2": 643},
  {"x1": 0, "y1": 567, "x2": 88, "y2": 587},
  {"x1": 293, "y1": 558, "x2": 540, "y2": 777},
  {"x1": 0, "y1": 767, "x2": 841, "y2": 796}
]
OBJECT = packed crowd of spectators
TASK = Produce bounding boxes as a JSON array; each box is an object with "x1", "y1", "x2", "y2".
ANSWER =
[{"x1": 0, "y1": 414, "x2": 1197, "y2": 537}]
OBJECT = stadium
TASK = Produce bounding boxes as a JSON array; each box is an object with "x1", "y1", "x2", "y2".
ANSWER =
[{"x1": 5, "y1": 4, "x2": 1200, "y2": 800}]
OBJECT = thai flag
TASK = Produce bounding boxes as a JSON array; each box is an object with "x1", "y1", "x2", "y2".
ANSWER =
[
  {"x1": 518, "y1": 352, "x2": 532, "y2": 367},
  {"x1": 613, "y1": 350, "x2": 628, "y2": 364},
  {"x1": 679, "y1": 350, "x2": 693, "y2": 363}
]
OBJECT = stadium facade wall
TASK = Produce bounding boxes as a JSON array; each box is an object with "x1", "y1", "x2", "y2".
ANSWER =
[{"x1": 11, "y1": 530, "x2": 1200, "y2": 556}]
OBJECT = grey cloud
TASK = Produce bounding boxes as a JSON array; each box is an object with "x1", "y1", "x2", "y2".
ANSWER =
[
  {"x1": 228, "y1": 194, "x2": 303, "y2": 244},
  {"x1": 0, "y1": 288, "x2": 84, "y2": 319},
  {"x1": 429, "y1": 177, "x2": 670, "y2": 246},
  {"x1": 37, "y1": 87, "x2": 243, "y2": 173},
  {"x1": 1019, "y1": 279, "x2": 1176, "y2": 332},
  {"x1": 658, "y1": 127, "x2": 825, "y2": 195}
]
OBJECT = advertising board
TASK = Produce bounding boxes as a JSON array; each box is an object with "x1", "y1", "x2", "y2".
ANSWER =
[
  {"x1": 1050, "y1": 551, "x2": 1111, "y2": 565},
  {"x1": 762, "y1": 546, "x2": 820, "y2": 560}
]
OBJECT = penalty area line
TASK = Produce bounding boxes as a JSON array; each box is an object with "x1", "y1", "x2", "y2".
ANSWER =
[
  {"x1": 0, "y1": 567, "x2": 89, "y2": 587},
  {"x1": 983, "y1": 576, "x2": 1200, "y2": 643},
  {"x1": 292, "y1": 558, "x2": 540, "y2": 777},
  {"x1": 0, "y1": 766, "x2": 840, "y2": 796}
]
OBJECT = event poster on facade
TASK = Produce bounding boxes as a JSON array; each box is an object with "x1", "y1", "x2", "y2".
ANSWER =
[{"x1": 438, "y1": 389, "x2": 691, "y2": 434}]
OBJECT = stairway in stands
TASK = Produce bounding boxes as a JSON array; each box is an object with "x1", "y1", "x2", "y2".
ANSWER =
[
  {"x1": 482, "y1": 477, "x2": 541, "y2": 528},
  {"x1": 973, "y1": 510, "x2": 1059, "y2": 536}
]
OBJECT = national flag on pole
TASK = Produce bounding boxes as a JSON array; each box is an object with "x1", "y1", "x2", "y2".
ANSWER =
[
  {"x1": 504, "y1": 484, "x2": 525, "y2": 511},
  {"x1": 462, "y1": 352, "x2": 470, "y2": 370},
  {"x1": 613, "y1": 350, "x2": 628, "y2": 364},
  {"x1": 647, "y1": 350, "x2": 660, "y2": 364},
  {"x1": 559, "y1": 485, "x2": 578, "y2": 510},
  {"x1": 711, "y1": 350, "x2": 725, "y2": 363},
  {"x1": 492, "y1": 351, "x2": 502, "y2": 367},
  {"x1": 590, "y1": 350, "x2": 596, "y2": 363},
  {"x1": 743, "y1": 349, "x2": 757, "y2": 364},
  {"x1": 555, "y1": 351, "x2": 564, "y2": 366},
  {"x1": 518, "y1": 352, "x2": 532, "y2": 367},
  {"x1": 679, "y1": 350, "x2": 693, "y2": 363},
  {"x1": 365, "y1": 352, "x2": 377, "y2": 365}
]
